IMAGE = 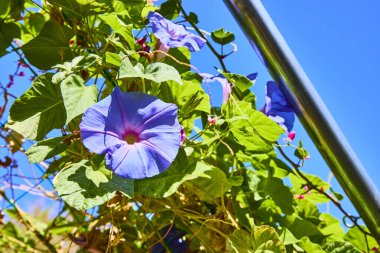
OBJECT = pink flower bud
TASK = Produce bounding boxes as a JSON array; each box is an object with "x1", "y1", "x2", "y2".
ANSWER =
[
  {"x1": 303, "y1": 185, "x2": 309, "y2": 191},
  {"x1": 207, "y1": 116, "x2": 217, "y2": 126},
  {"x1": 288, "y1": 131, "x2": 296, "y2": 140},
  {"x1": 297, "y1": 194, "x2": 305, "y2": 200},
  {"x1": 180, "y1": 126, "x2": 186, "y2": 146},
  {"x1": 136, "y1": 37, "x2": 147, "y2": 45},
  {"x1": 17, "y1": 71, "x2": 25, "y2": 77},
  {"x1": 371, "y1": 247, "x2": 379, "y2": 252}
]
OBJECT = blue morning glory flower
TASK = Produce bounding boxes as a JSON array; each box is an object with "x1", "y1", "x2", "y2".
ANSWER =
[
  {"x1": 202, "y1": 73, "x2": 258, "y2": 104},
  {"x1": 147, "y1": 12, "x2": 206, "y2": 52},
  {"x1": 264, "y1": 81, "x2": 295, "y2": 132},
  {"x1": 79, "y1": 88, "x2": 181, "y2": 179},
  {"x1": 202, "y1": 73, "x2": 231, "y2": 104},
  {"x1": 150, "y1": 226, "x2": 189, "y2": 253}
]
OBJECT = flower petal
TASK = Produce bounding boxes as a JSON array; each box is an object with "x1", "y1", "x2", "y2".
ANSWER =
[
  {"x1": 106, "y1": 143, "x2": 171, "y2": 179},
  {"x1": 264, "y1": 81, "x2": 295, "y2": 132},
  {"x1": 147, "y1": 12, "x2": 205, "y2": 52},
  {"x1": 202, "y1": 73, "x2": 231, "y2": 104},
  {"x1": 107, "y1": 88, "x2": 168, "y2": 135},
  {"x1": 80, "y1": 95, "x2": 123, "y2": 154}
]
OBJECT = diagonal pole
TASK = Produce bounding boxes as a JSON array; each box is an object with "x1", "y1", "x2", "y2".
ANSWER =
[{"x1": 223, "y1": 0, "x2": 380, "y2": 242}]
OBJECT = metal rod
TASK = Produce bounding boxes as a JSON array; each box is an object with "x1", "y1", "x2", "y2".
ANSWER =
[{"x1": 224, "y1": 0, "x2": 380, "y2": 242}]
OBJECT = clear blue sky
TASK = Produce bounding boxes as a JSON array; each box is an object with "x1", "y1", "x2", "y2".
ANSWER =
[{"x1": 1, "y1": 0, "x2": 379, "y2": 227}]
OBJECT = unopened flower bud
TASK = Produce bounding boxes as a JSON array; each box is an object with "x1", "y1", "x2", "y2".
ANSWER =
[
  {"x1": 180, "y1": 126, "x2": 186, "y2": 146},
  {"x1": 288, "y1": 131, "x2": 296, "y2": 141},
  {"x1": 207, "y1": 116, "x2": 217, "y2": 126}
]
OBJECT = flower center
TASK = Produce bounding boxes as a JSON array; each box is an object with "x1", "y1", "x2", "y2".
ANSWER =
[{"x1": 124, "y1": 132, "x2": 139, "y2": 145}]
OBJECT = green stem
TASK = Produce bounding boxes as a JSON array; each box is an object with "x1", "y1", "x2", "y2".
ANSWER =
[
  {"x1": 176, "y1": 0, "x2": 227, "y2": 72},
  {"x1": 176, "y1": 1, "x2": 245, "y2": 101},
  {"x1": 141, "y1": 78, "x2": 146, "y2": 93},
  {"x1": 102, "y1": 69, "x2": 117, "y2": 87},
  {"x1": 9, "y1": 43, "x2": 38, "y2": 77}
]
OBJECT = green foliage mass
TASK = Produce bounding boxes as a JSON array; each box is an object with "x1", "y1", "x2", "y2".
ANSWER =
[{"x1": 0, "y1": 0, "x2": 378, "y2": 252}]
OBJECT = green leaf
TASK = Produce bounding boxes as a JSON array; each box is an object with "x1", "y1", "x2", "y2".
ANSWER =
[
  {"x1": 297, "y1": 199, "x2": 320, "y2": 223},
  {"x1": 294, "y1": 140, "x2": 309, "y2": 160},
  {"x1": 135, "y1": 149, "x2": 210, "y2": 198},
  {"x1": 161, "y1": 47, "x2": 191, "y2": 73},
  {"x1": 322, "y1": 241, "x2": 361, "y2": 253},
  {"x1": 232, "y1": 200, "x2": 255, "y2": 231},
  {"x1": 25, "y1": 13, "x2": 47, "y2": 37},
  {"x1": 298, "y1": 237, "x2": 326, "y2": 253},
  {"x1": 236, "y1": 101, "x2": 284, "y2": 141},
  {"x1": 191, "y1": 166, "x2": 230, "y2": 202},
  {"x1": 248, "y1": 110, "x2": 284, "y2": 142},
  {"x1": 227, "y1": 229, "x2": 252, "y2": 253},
  {"x1": 344, "y1": 226, "x2": 378, "y2": 252},
  {"x1": 319, "y1": 213, "x2": 345, "y2": 241},
  {"x1": 0, "y1": 0, "x2": 24, "y2": 20},
  {"x1": 260, "y1": 176, "x2": 295, "y2": 215},
  {"x1": 25, "y1": 136, "x2": 68, "y2": 163},
  {"x1": 22, "y1": 20, "x2": 74, "y2": 70},
  {"x1": 104, "y1": 52, "x2": 122, "y2": 67},
  {"x1": 7, "y1": 73, "x2": 66, "y2": 140},
  {"x1": 229, "y1": 176, "x2": 244, "y2": 186},
  {"x1": 279, "y1": 228, "x2": 299, "y2": 245},
  {"x1": 0, "y1": 21, "x2": 20, "y2": 54},
  {"x1": 233, "y1": 125, "x2": 274, "y2": 153},
  {"x1": 112, "y1": 0, "x2": 153, "y2": 28},
  {"x1": 224, "y1": 101, "x2": 283, "y2": 152},
  {"x1": 48, "y1": 0, "x2": 107, "y2": 19},
  {"x1": 211, "y1": 28, "x2": 235, "y2": 45},
  {"x1": 330, "y1": 188, "x2": 344, "y2": 201},
  {"x1": 54, "y1": 159, "x2": 134, "y2": 210},
  {"x1": 60, "y1": 74, "x2": 98, "y2": 124},
  {"x1": 251, "y1": 225, "x2": 286, "y2": 252},
  {"x1": 162, "y1": 72, "x2": 210, "y2": 114},
  {"x1": 53, "y1": 54, "x2": 100, "y2": 72},
  {"x1": 118, "y1": 57, "x2": 182, "y2": 84},
  {"x1": 188, "y1": 12, "x2": 199, "y2": 24},
  {"x1": 289, "y1": 172, "x2": 331, "y2": 204},
  {"x1": 284, "y1": 214, "x2": 323, "y2": 238},
  {"x1": 220, "y1": 72, "x2": 255, "y2": 92},
  {"x1": 158, "y1": 0, "x2": 179, "y2": 19},
  {"x1": 250, "y1": 154, "x2": 293, "y2": 179},
  {"x1": 144, "y1": 62, "x2": 182, "y2": 84},
  {"x1": 53, "y1": 54, "x2": 100, "y2": 84},
  {"x1": 100, "y1": 13, "x2": 135, "y2": 48}
]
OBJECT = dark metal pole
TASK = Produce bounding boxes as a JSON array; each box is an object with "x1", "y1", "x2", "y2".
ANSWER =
[{"x1": 224, "y1": 0, "x2": 380, "y2": 242}]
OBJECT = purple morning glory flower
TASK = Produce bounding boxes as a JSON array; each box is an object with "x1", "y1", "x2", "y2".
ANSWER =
[
  {"x1": 80, "y1": 88, "x2": 181, "y2": 179},
  {"x1": 263, "y1": 81, "x2": 295, "y2": 133},
  {"x1": 150, "y1": 226, "x2": 189, "y2": 253},
  {"x1": 202, "y1": 73, "x2": 231, "y2": 104},
  {"x1": 202, "y1": 73, "x2": 258, "y2": 104},
  {"x1": 147, "y1": 12, "x2": 206, "y2": 52}
]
